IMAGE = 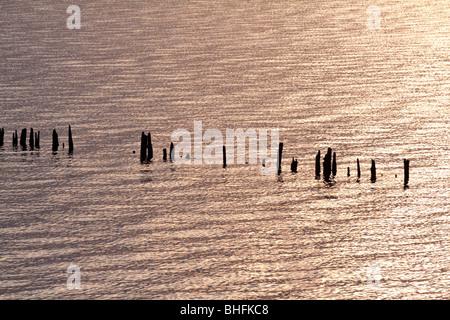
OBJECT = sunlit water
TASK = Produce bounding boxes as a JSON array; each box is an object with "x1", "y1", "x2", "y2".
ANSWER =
[{"x1": 1, "y1": 0, "x2": 449, "y2": 299}]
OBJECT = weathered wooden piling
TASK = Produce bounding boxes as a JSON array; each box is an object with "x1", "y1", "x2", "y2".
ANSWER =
[
  {"x1": 68, "y1": 125, "x2": 74, "y2": 153},
  {"x1": 347, "y1": 167, "x2": 350, "y2": 176},
  {"x1": 140, "y1": 132, "x2": 147, "y2": 162},
  {"x1": 147, "y1": 132, "x2": 153, "y2": 161},
  {"x1": 290, "y1": 157, "x2": 298, "y2": 173},
  {"x1": 163, "y1": 148, "x2": 167, "y2": 161},
  {"x1": 20, "y1": 128, "x2": 27, "y2": 149},
  {"x1": 323, "y1": 148, "x2": 332, "y2": 181},
  {"x1": 223, "y1": 145, "x2": 226, "y2": 168},
  {"x1": 169, "y1": 142, "x2": 174, "y2": 162},
  {"x1": 315, "y1": 150, "x2": 321, "y2": 177},
  {"x1": 404, "y1": 159, "x2": 410, "y2": 186},
  {"x1": 277, "y1": 142, "x2": 283, "y2": 175},
  {"x1": 29, "y1": 128, "x2": 34, "y2": 150},
  {"x1": 12, "y1": 130, "x2": 18, "y2": 147},
  {"x1": 35, "y1": 131, "x2": 40, "y2": 149},
  {"x1": 0, "y1": 128, "x2": 4, "y2": 147},
  {"x1": 332, "y1": 152, "x2": 337, "y2": 176},
  {"x1": 52, "y1": 129, "x2": 59, "y2": 152},
  {"x1": 370, "y1": 160, "x2": 376, "y2": 182},
  {"x1": 357, "y1": 158, "x2": 361, "y2": 179}
]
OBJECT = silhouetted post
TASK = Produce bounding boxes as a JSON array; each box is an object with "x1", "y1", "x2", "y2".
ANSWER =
[
  {"x1": 12, "y1": 130, "x2": 18, "y2": 147},
  {"x1": 68, "y1": 125, "x2": 74, "y2": 153},
  {"x1": 20, "y1": 128, "x2": 27, "y2": 150},
  {"x1": 35, "y1": 131, "x2": 40, "y2": 149},
  {"x1": 140, "y1": 132, "x2": 147, "y2": 163},
  {"x1": 223, "y1": 145, "x2": 226, "y2": 168},
  {"x1": 290, "y1": 157, "x2": 298, "y2": 173},
  {"x1": 0, "y1": 128, "x2": 4, "y2": 147},
  {"x1": 163, "y1": 148, "x2": 167, "y2": 161},
  {"x1": 52, "y1": 129, "x2": 59, "y2": 152},
  {"x1": 323, "y1": 148, "x2": 332, "y2": 182},
  {"x1": 332, "y1": 152, "x2": 337, "y2": 176},
  {"x1": 347, "y1": 167, "x2": 350, "y2": 177},
  {"x1": 404, "y1": 159, "x2": 410, "y2": 186},
  {"x1": 169, "y1": 142, "x2": 174, "y2": 162},
  {"x1": 357, "y1": 158, "x2": 361, "y2": 179},
  {"x1": 315, "y1": 150, "x2": 321, "y2": 178},
  {"x1": 29, "y1": 128, "x2": 34, "y2": 150},
  {"x1": 147, "y1": 132, "x2": 153, "y2": 161},
  {"x1": 370, "y1": 160, "x2": 376, "y2": 182},
  {"x1": 277, "y1": 142, "x2": 283, "y2": 175}
]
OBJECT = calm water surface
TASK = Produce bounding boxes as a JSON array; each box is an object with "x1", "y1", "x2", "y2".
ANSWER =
[{"x1": 1, "y1": 0, "x2": 449, "y2": 299}]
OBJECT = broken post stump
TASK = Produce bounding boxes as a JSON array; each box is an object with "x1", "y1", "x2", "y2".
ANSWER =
[
  {"x1": 169, "y1": 142, "x2": 174, "y2": 162},
  {"x1": 315, "y1": 150, "x2": 321, "y2": 178},
  {"x1": 68, "y1": 125, "x2": 74, "y2": 153},
  {"x1": 20, "y1": 128, "x2": 27, "y2": 150},
  {"x1": 223, "y1": 145, "x2": 226, "y2": 168},
  {"x1": 370, "y1": 160, "x2": 376, "y2": 182},
  {"x1": 277, "y1": 142, "x2": 283, "y2": 175},
  {"x1": 291, "y1": 157, "x2": 298, "y2": 173},
  {"x1": 52, "y1": 129, "x2": 59, "y2": 152},
  {"x1": 147, "y1": 132, "x2": 153, "y2": 161},
  {"x1": 323, "y1": 148, "x2": 332, "y2": 182},
  {"x1": 29, "y1": 128, "x2": 34, "y2": 150},
  {"x1": 12, "y1": 130, "x2": 18, "y2": 147},
  {"x1": 163, "y1": 148, "x2": 167, "y2": 161},
  {"x1": 0, "y1": 128, "x2": 4, "y2": 147},
  {"x1": 35, "y1": 131, "x2": 40, "y2": 149},
  {"x1": 357, "y1": 158, "x2": 361, "y2": 179},
  {"x1": 332, "y1": 152, "x2": 337, "y2": 176},
  {"x1": 140, "y1": 132, "x2": 147, "y2": 162},
  {"x1": 404, "y1": 159, "x2": 410, "y2": 186}
]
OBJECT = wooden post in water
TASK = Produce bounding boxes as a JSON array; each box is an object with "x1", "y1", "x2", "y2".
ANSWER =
[
  {"x1": 147, "y1": 132, "x2": 153, "y2": 161},
  {"x1": 140, "y1": 132, "x2": 147, "y2": 163},
  {"x1": 169, "y1": 142, "x2": 174, "y2": 162},
  {"x1": 12, "y1": 130, "x2": 18, "y2": 147},
  {"x1": 404, "y1": 159, "x2": 410, "y2": 187},
  {"x1": 163, "y1": 148, "x2": 167, "y2": 161},
  {"x1": 223, "y1": 145, "x2": 226, "y2": 168},
  {"x1": 357, "y1": 158, "x2": 361, "y2": 179},
  {"x1": 20, "y1": 128, "x2": 27, "y2": 150},
  {"x1": 347, "y1": 167, "x2": 350, "y2": 176},
  {"x1": 277, "y1": 142, "x2": 283, "y2": 175},
  {"x1": 0, "y1": 128, "x2": 4, "y2": 147},
  {"x1": 332, "y1": 152, "x2": 337, "y2": 176},
  {"x1": 290, "y1": 157, "x2": 298, "y2": 173},
  {"x1": 315, "y1": 150, "x2": 321, "y2": 178},
  {"x1": 52, "y1": 129, "x2": 59, "y2": 152},
  {"x1": 68, "y1": 125, "x2": 74, "y2": 154},
  {"x1": 370, "y1": 160, "x2": 376, "y2": 182},
  {"x1": 35, "y1": 131, "x2": 40, "y2": 149},
  {"x1": 323, "y1": 148, "x2": 332, "y2": 182},
  {"x1": 29, "y1": 128, "x2": 34, "y2": 150}
]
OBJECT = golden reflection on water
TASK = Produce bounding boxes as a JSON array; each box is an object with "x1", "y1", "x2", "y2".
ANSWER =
[{"x1": 0, "y1": 0, "x2": 449, "y2": 299}]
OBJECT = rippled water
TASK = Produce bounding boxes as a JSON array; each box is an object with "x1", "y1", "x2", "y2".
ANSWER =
[{"x1": 1, "y1": 0, "x2": 450, "y2": 299}]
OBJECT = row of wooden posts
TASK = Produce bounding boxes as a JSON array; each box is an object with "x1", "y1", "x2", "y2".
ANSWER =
[
  {"x1": 138, "y1": 133, "x2": 410, "y2": 187},
  {"x1": 311, "y1": 147, "x2": 410, "y2": 186},
  {"x1": 0, "y1": 125, "x2": 74, "y2": 153}
]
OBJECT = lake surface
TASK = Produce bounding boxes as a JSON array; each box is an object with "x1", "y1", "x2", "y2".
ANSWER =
[{"x1": 1, "y1": 0, "x2": 449, "y2": 299}]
